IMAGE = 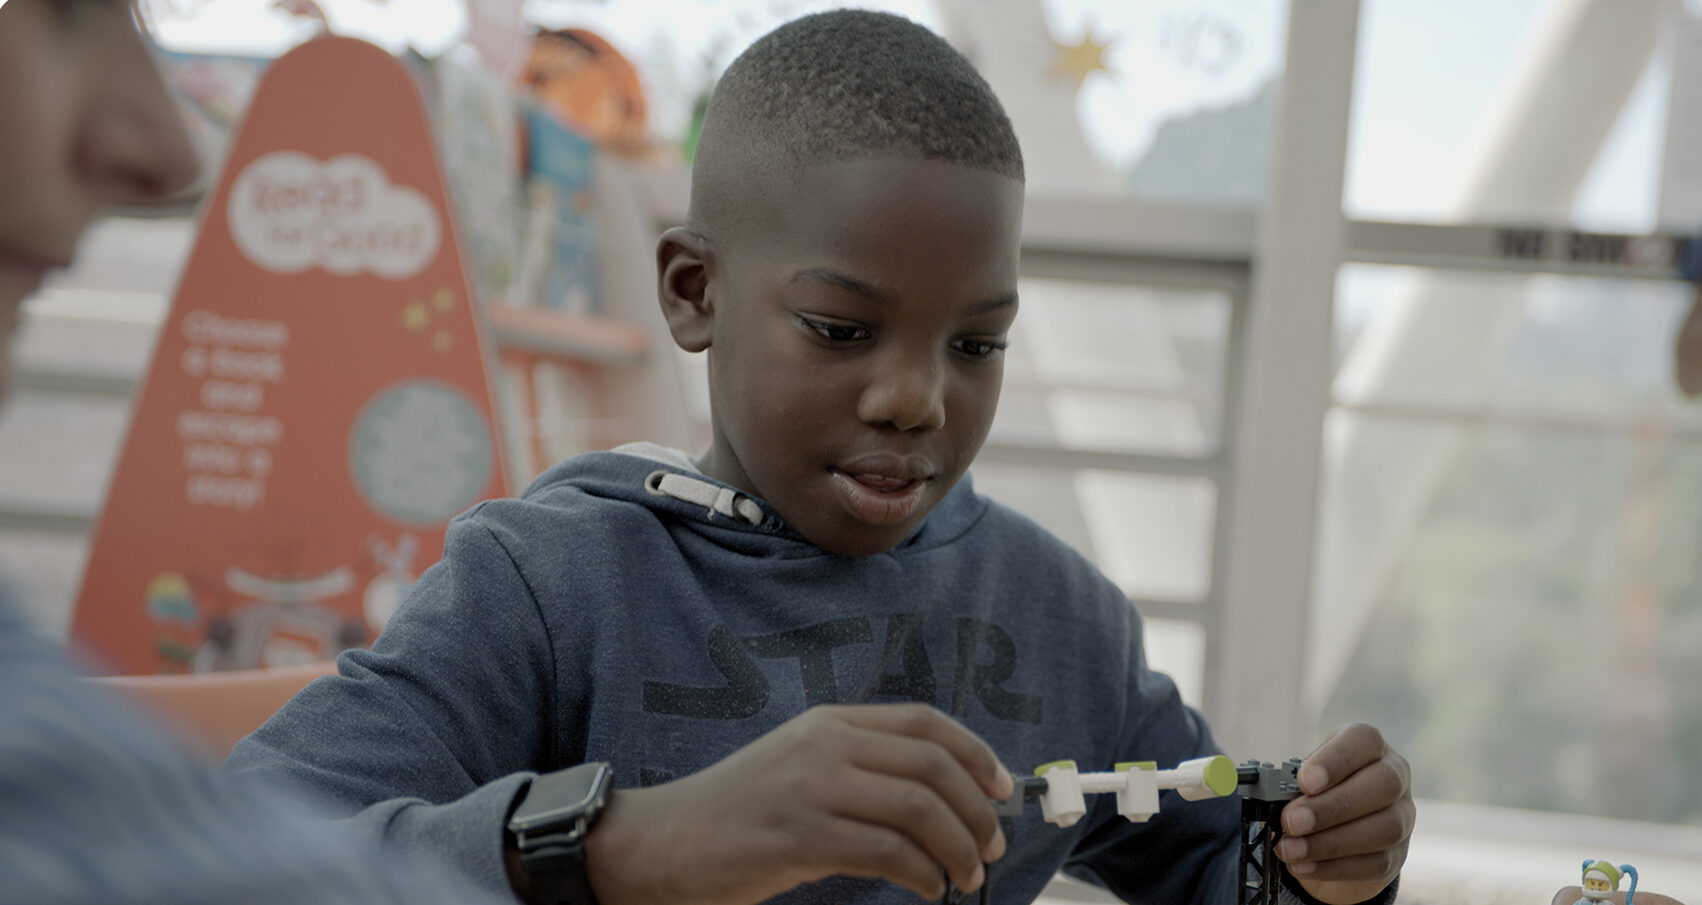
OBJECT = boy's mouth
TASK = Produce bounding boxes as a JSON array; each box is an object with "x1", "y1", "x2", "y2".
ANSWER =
[{"x1": 829, "y1": 469, "x2": 929, "y2": 526}]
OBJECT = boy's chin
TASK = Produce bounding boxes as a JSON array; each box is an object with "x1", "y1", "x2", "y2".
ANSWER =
[
  {"x1": 811, "y1": 531, "x2": 911, "y2": 558},
  {"x1": 800, "y1": 509, "x2": 933, "y2": 558}
]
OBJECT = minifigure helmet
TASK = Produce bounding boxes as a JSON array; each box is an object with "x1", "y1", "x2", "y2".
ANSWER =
[{"x1": 1582, "y1": 860, "x2": 1623, "y2": 890}]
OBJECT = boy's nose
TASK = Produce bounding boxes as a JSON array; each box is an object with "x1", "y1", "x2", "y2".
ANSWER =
[{"x1": 857, "y1": 352, "x2": 946, "y2": 431}]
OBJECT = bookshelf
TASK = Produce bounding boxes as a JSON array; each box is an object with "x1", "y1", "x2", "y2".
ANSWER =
[
  {"x1": 485, "y1": 305, "x2": 648, "y2": 367},
  {"x1": 418, "y1": 46, "x2": 701, "y2": 487}
]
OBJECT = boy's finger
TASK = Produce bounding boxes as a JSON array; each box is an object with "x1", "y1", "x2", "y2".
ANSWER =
[
  {"x1": 1282, "y1": 750, "x2": 1409, "y2": 837},
  {"x1": 838, "y1": 703, "x2": 1015, "y2": 800},
  {"x1": 1296, "y1": 722, "x2": 1390, "y2": 796},
  {"x1": 1282, "y1": 845, "x2": 1406, "y2": 887},
  {"x1": 814, "y1": 817, "x2": 958, "y2": 900},
  {"x1": 1275, "y1": 798, "x2": 1414, "y2": 867},
  {"x1": 843, "y1": 728, "x2": 1007, "y2": 862},
  {"x1": 830, "y1": 771, "x2": 991, "y2": 891}
]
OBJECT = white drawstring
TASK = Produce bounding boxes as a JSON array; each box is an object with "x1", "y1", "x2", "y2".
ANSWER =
[{"x1": 645, "y1": 471, "x2": 765, "y2": 526}]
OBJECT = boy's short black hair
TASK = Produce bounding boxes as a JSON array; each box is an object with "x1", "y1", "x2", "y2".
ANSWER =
[{"x1": 691, "y1": 9, "x2": 1023, "y2": 233}]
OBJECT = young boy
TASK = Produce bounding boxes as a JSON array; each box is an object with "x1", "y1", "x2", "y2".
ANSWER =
[
  {"x1": 0, "y1": 2, "x2": 515, "y2": 902},
  {"x1": 226, "y1": 10, "x2": 1414, "y2": 905}
]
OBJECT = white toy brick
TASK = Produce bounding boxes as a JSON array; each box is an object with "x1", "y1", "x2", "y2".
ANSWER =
[
  {"x1": 1115, "y1": 761, "x2": 1161, "y2": 822},
  {"x1": 1034, "y1": 760, "x2": 1086, "y2": 827},
  {"x1": 1160, "y1": 755, "x2": 1239, "y2": 802}
]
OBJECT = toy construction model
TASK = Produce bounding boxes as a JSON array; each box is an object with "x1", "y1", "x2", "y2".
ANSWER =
[
  {"x1": 1235, "y1": 759, "x2": 1305, "y2": 905},
  {"x1": 943, "y1": 755, "x2": 1304, "y2": 905},
  {"x1": 992, "y1": 755, "x2": 1241, "y2": 826}
]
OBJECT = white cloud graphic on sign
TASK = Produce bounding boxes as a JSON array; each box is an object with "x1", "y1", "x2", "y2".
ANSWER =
[{"x1": 228, "y1": 152, "x2": 441, "y2": 280}]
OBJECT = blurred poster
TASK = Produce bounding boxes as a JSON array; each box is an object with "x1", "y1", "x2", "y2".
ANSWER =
[{"x1": 72, "y1": 37, "x2": 507, "y2": 675}]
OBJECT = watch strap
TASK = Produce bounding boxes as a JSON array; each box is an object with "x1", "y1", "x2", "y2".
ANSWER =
[{"x1": 520, "y1": 834, "x2": 598, "y2": 905}]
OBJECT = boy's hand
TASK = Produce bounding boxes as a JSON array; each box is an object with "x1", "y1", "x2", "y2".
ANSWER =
[
  {"x1": 1275, "y1": 723, "x2": 1414, "y2": 905},
  {"x1": 582, "y1": 703, "x2": 1013, "y2": 905}
]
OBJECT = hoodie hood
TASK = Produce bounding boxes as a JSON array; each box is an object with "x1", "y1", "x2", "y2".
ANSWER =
[{"x1": 517, "y1": 443, "x2": 989, "y2": 558}]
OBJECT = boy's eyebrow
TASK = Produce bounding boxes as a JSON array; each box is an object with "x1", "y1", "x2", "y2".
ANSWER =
[{"x1": 789, "y1": 267, "x2": 1019, "y2": 314}]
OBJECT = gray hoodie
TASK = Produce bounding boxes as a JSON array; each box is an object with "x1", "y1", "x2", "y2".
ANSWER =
[{"x1": 225, "y1": 444, "x2": 1361, "y2": 904}]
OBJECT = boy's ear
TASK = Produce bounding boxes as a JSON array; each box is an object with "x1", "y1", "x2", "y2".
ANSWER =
[{"x1": 657, "y1": 226, "x2": 715, "y2": 353}]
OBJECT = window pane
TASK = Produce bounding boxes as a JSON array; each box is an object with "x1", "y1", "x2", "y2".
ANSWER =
[
  {"x1": 995, "y1": 277, "x2": 1230, "y2": 456},
  {"x1": 1320, "y1": 264, "x2": 1702, "y2": 823},
  {"x1": 973, "y1": 464, "x2": 1216, "y2": 603},
  {"x1": 1318, "y1": 416, "x2": 1702, "y2": 822},
  {"x1": 1143, "y1": 616, "x2": 1205, "y2": 709},
  {"x1": 1036, "y1": 0, "x2": 1286, "y2": 202},
  {"x1": 1348, "y1": 0, "x2": 1670, "y2": 231},
  {"x1": 1334, "y1": 264, "x2": 1694, "y2": 419},
  {"x1": 0, "y1": 392, "x2": 129, "y2": 512}
]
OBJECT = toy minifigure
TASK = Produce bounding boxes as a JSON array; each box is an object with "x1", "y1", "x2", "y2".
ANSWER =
[{"x1": 1575, "y1": 859, "x2": 1638, "y2": 905}]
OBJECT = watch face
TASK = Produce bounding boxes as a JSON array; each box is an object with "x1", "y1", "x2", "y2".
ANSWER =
[{"x1": 511, "y1": 762, "x2": 612, "y2": 833}]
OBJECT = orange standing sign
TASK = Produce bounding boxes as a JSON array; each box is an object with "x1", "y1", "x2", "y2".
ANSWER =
[{"x1": 72, "y1": 37, "x2": 508, "y2": 675}]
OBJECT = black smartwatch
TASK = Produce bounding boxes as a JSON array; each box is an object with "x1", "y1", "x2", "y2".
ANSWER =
[{"x1": 507, "y1": 762, "x2": 613, "y2": 905}]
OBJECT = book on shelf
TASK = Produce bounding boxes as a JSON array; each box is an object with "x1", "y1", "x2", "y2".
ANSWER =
[
  {"x1": 517, "y1": 104, "x2": 602, "y2": 316},
  {"x1": 425, "y1": 50, "x2": 523, "y2": 310}
]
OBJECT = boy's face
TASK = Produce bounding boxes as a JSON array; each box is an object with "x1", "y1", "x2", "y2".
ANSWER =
[
  {"x1": 669, "y1": 156, "x2": 1023, "y2": 557},
  {"x1": 0, "y1": 0, "x2": 198, "y2": 399}
]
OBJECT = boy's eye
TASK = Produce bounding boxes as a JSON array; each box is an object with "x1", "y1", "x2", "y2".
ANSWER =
[
  {"x1": 802, "y1": 318, "x2": 869, "y2": 344},
  {"x1": 955, "y1": 338, "x2": 1009, "y2": 358}
]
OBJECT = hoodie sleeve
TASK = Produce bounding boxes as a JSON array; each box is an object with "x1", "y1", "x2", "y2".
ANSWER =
[
  {"x1": 223, "y1": 510, "x2": 558, "y2": 899},
  {"x1": 0, "y1": 588, "x2": 517, "y2": 905}
]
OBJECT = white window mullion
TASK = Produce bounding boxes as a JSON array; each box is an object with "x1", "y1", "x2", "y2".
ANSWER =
[{"x1": 1216, "y1": 0, "x2": 1362, "y2": 760}]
